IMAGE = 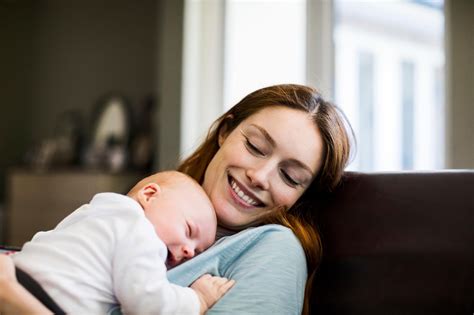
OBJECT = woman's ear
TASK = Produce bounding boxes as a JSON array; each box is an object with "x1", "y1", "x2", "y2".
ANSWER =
[
  {"x1": 218, "y1": 115, "x2": 234, "y2": 147},
  {"x1": 137, "y1": 183, "x2": 161, "y2": 208}
]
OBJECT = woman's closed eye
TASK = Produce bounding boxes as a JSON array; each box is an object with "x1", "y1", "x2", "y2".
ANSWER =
[
  {"x1": 241, "y1": 128, "x2": 268, "y2": 157},
  {"x1": 279, "y1": 168, "x2": 300, "y2": 187},
  {"x1": 244, "y1": 138, "x2": 265, "y2": 156}
]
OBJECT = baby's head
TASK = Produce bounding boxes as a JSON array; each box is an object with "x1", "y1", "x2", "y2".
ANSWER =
[{"x1": 128, "y1": 171, "x2": 216, "y2": 268}]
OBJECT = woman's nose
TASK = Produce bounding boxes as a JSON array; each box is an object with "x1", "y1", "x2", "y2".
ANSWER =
[{"x1": 246, "y1": 162, "x2": 273, "y2": 190}]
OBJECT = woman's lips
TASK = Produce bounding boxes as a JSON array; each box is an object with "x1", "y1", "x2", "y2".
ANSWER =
[{"x1": 227, "y1": 174, "x2": 265, "y2": 209}]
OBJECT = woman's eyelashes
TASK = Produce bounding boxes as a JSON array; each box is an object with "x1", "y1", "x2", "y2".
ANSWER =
[
  {"x1": 244, "y1": 138, "x2": 265, "y2": 156},
  {"x1": 240, "y1": 132, "x2": 265, "y2": 157},
  {"x1": 279, "y1": 169, "x2": 300, "y2": 187}
]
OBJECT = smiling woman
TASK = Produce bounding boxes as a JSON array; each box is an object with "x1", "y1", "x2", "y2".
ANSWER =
[{"x1": 178, "y1": 84, "x2": 354, "y2": 314}]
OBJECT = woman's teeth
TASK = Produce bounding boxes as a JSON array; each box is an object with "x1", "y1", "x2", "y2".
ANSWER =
[{"x1": 231, "y1": 179, "x2": 259, "y2": 206}]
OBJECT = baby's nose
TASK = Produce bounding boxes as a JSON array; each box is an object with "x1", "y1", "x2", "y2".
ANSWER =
[{"x1": 182, "y1": 246, "x2": 195, "y2": 258}]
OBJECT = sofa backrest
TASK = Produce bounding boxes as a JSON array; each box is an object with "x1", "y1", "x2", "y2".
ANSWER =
[{"x1": 308, "y1": 171, "x2": 474, "y2": 314}]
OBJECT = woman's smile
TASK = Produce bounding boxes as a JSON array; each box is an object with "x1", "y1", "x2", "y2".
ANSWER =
[{"x1": 227, "y1": 173, "x2": 265, "y2": 209}]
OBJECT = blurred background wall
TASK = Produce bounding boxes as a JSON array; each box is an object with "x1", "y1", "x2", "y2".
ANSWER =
[{"x1": 0, "y1": 0, "x2": 158, "y2": 199}]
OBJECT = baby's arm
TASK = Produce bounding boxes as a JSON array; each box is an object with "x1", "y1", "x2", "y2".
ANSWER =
[
  {"x1": 115, "y1": 253, "x2": 234, "y2": 314},
  {"x1": 191, "y1": 274, "x2": 235, "y2": 314},
  {"x1": 114, "y1": 221, "x2": 234, "y2": 314},
  {"x1": 0, "y1": 255, "x2": 51, "y2": 315}
]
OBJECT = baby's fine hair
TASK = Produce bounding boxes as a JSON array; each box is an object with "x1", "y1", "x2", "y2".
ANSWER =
[{"x1": 127, "y1": 170, "x2": 202, "y2": 196}]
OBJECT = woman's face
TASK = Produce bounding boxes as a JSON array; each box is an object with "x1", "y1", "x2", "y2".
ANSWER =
[{"x1": 202, "y1": 106, "x2": 324, "y2": 230}]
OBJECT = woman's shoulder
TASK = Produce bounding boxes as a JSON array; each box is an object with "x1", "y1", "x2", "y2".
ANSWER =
[
  {"x1": 227, "y1": 224, "x2": 303, "y2": 249},
  {"x1": 168, "y1": 224, "x2": 307, "y2": 284},
  {"x1": 167, "y1": 224, "x2": 308, "y2": 314},
  {"x1": 209, "y1": 225, "x2": 308, "y2": 314},
  {"x1": 218, "y1": 224, "x2": 307, "y2": 269},
  {"x1": 211, "y1": 224, "x2": 305, "y2": 256}
]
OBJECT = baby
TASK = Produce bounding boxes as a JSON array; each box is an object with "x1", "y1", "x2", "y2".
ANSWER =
[{"x1": 7, "y1": 171, "x2": 233, "y2": 314}]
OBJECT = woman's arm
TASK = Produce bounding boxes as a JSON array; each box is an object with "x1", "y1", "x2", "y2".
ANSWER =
[
  {"x1": 168, "y1": 224, "x2": 308, "y2": 314},
  {"x1": 0, "y1": 255, "x2": 51, "y2": 314}
]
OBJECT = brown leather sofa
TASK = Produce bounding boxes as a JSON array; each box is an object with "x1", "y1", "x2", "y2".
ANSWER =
[{"x1": 306, "y1": 171, "x2": 474, "y2": 315}]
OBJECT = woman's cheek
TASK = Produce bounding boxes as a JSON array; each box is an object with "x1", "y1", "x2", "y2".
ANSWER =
[{"x1": 276, "y1": 188, "x2": 301, "y2": 209}]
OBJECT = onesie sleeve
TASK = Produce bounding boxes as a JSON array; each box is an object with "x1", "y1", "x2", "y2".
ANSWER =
[{"x1": 113, "y1": 217, "x2": 200, "y2": 315}]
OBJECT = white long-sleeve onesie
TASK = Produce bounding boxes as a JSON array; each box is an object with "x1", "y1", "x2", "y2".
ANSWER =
[{"x1": 13, "y1": 193, "x2": 200, "y2": 315}]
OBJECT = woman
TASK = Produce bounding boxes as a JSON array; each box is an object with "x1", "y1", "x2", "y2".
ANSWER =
[{"x1": 0, "y1": 84, "x2": 353, "y2": 314}]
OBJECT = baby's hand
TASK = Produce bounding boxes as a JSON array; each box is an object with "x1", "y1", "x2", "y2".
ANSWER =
[{"x1": 191, "y1": 274, "x2": 235, "y2": 314}]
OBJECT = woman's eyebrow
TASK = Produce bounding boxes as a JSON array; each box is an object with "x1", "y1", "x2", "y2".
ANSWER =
[
  {"x1": 249, "y1": 124, "x2": 276, "y2": 147},
  {"x1": 250, "y1": 124, "x2": 314, "y2": 176}
]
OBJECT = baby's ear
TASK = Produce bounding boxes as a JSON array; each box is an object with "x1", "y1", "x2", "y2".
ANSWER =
[{"x1": 137, "y1": 183, "x2": 161, "y2": 207}]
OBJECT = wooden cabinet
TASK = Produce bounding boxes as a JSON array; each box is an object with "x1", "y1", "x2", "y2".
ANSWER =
[{"x1": 6, "y1": 169, "x2": 142, "y2": 247}]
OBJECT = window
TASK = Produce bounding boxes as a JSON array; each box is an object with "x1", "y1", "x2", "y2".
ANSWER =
[
  {"x1": 181, "y1": 0, "x2": 306, "y2": 155},
  {"x1": 223, "y1": 0, "x2": 307, "y2": 109},
  {"x1": 334, "y1": 0, "x2": 445, "y2": 171},
  {"x1": 358, "y1": 51, "x2": 375, "y2": 171},
  {"x1": 401, "y1": 61, "x2": 415, "y2": 169},
  {"x1": 182, "y1": 0, "x2": 445, "y2": 171}
]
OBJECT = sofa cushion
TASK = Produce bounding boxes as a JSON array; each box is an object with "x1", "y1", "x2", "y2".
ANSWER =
[{"x1": 308, "y1": 171, "x2": 474, "y2": 314}]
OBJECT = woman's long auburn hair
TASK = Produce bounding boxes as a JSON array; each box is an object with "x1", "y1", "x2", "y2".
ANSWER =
[{"x1": 178, "y1": 84, "x2": 353, "y2": 315}]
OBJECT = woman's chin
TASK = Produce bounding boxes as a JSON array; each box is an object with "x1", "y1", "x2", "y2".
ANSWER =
[{"x1": 215, "y1": 206, "x2": 260, "y2": 230}]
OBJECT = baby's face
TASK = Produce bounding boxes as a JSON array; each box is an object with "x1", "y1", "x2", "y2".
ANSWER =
[{"x1": 143, "y1": 181, "x2": 217, "y2": 268}]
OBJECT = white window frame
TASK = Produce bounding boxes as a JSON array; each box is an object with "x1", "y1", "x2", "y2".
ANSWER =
[{"x1": 181, "y1": 0, "x2": 332, "y2": 159}]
